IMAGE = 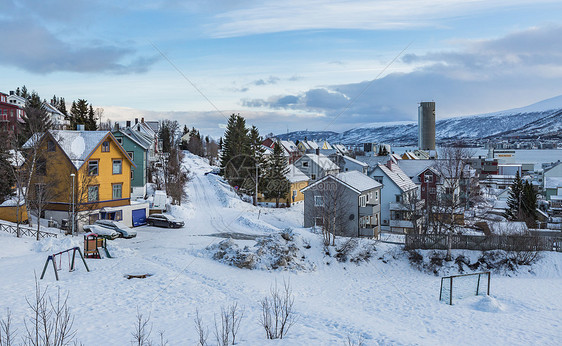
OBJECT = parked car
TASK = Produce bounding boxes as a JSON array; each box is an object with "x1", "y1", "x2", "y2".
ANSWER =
[
  {"x1": 83, "y1": 224, "x2": 120, "y2": 240},
  {"x1": 147, "y1": 214, "x2": 185, "y2": 228},
  {"x1": 94, "y1": 220, "x2": 137, "y2": 238}
]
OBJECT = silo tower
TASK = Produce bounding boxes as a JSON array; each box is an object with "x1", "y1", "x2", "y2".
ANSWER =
[{"x1": 418, "y1": 101, "x2": 436, "y2": 150}]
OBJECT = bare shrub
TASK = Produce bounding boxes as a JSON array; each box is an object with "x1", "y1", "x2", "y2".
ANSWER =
[
  {"x1": 24, "y1": 279, "x2": 77, "y2": 346},
  {"x1": 194, "y1": 309, "x2": 208, "y2": 346},
  {"x1": 213, "y1": 307, "x2": 230, "y2": 346},
  {"x1": 259, "y1": 280, "x2": 296, "y2": 340},
  {"x1": 346, "y1": 333, "x2": 365, "y2": 346},
  {"x1": 0, "y1": 309, "x2": 15, "y2": 346},
  {"x1": 131, "y1": 310, "x2": 152, "y2": 346}
]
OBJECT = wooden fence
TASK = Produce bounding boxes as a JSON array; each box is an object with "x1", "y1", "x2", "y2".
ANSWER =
[
  {"x1": 0, "y1": 222, "x2": 58, "y2": 239},
  {"x1": 405, "y1": 233, "x2": 561, "y2": 252}
]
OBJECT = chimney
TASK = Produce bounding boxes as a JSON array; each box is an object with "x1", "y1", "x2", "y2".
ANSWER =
[
  {"x1": 315, "y1": 148, "x2": 320, "y2": 156},
  {"x1": 126, "y1": 120, "x2": 131, "y2": 127},
  {"x1": 115, "y1": 122, "x2": 120, "y2": 130},
  {"x1": 386, "y1": 159, "x2": 393, "y2": 170},
  {"x1": 135, "y1": 118, "x2": 138, "y2": 124},
  {"x1": 141, "y1": 117, "x2": 144, "y2": 123}
]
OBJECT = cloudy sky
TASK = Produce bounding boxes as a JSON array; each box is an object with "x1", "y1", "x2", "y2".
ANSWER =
[{"x1": 2, "y1": 0, "x2": 562, "y2": 137}]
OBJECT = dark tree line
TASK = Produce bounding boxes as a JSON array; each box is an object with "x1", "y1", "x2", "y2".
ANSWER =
[{"x1": 504, "y1": 171, "x2": 537, "y2": 228}]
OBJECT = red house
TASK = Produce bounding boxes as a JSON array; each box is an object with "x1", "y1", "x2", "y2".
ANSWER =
[
  {"x1": 0, "y1": 92, "x2": 25, "y2": 134},
  {"x1": 418, "y1": 167, "x2": 441, "y2": 206}
]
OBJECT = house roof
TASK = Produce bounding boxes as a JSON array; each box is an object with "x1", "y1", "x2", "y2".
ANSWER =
[
  {"x1": 343, "y1": 155, "x2": 368, "y2": 168},
  {"x1": 280, "y1": 140, "x2": 298, "y2": 153},
  {"x1": 545, "y1": 177, "x2": 562, "y2": 189},
  {"x1": 355, "y1": 155, "x2": 390, "y2": 167},
  {"x1": 375, "y1": 162, "x2": 418, "y2": 192},
  {"x1": 286, "y1": 164, "x2": 309, "y2": 183},
  {"x1": 301, "y1": 153, "x2": 339, "y2": 171},
  {"x1": 42, "y1": 102, "x2": 64, "y2": 116},
  {"x1": 305, "y1": 140, "x2": 319, "y2": 150},
  {"x1": 24, "y1": 130, "x2": 136, "y2": 170},
  {"x1": 115, "y1": 128, "x2": 151, "y2": 149},
  {"x1": 336, "y1": 171, "x2": 381, "y2": 192},
  {"x1": 302, "y1": 171, "x2": 381, "y2": 194},
  {"x1": 396, "y1": 160, "x2": 437, "y2": 178}
]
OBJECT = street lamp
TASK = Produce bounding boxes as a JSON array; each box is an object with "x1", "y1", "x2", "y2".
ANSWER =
[{"x1": 70, "y1": 173, "x2": 75, "y2": 236}]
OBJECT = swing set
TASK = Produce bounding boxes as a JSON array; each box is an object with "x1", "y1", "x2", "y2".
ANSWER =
[{"x1": 40, "y1": 247, "x2": 90, "y2": 281}]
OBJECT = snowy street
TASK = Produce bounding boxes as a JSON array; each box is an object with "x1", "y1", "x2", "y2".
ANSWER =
[{"x1": 0, "y1": 153, "x2": 560, "y2": 345}]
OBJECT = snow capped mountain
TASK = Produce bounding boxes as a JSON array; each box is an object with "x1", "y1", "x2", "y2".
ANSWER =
[{"x1": 277, "y1": 95, "x2": 562, "y2": 144}]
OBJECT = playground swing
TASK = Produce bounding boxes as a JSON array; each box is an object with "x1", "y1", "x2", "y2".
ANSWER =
[{"x1": 40, "y1": 247, "x2": 89, "y2": 281}]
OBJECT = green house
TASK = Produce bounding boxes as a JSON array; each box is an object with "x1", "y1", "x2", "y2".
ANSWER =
[{"x1": 112, "y1": 128, "x2": 150, "y2": 196}]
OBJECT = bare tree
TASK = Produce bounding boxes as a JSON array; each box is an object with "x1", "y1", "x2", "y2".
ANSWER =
[
  {"x1": 433, "y1": 146, "x2": 474, "y2": 260},
  {"x1": 0, "y1": 309, "x2": 15, "y2": 346},
  {"x1": 194, "y1": 309, "x2": 209, "y2": 346},
  {"x1": 311, "y1": 179, "x2": 352, "y2": 246},
  {"x1": 131, "y1": 310, "x2": 152, "y2": 346},
  {"x1": 259, "y1": 280, "x2": 296, "y2": 340},
  {"x1": 28, "y1": 179, "x2": 61, "y2": 240},
  {"x1": 24, "y1": 279, "x2": 77, "y2": 346},
  {"x1": 166, "y1": 148, "x2": 190, "y2": 206},
  {"x1": 206, "y1": 140, "x2": 219, "y2": 166}
]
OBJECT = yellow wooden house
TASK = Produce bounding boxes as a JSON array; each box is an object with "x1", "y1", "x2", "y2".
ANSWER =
[
  {"x1": 26, "y1": 130, "x2": 137, "y2": 229},
  {"x1": 258, "y1": 164, "x2": 309, "y2": 206}
]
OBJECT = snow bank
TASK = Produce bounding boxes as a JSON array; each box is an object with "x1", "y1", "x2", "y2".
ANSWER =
[{"x1": 205, "y1": 229, "x2": 316, "y2": 272}]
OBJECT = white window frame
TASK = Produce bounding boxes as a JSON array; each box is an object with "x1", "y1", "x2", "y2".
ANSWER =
[
  {"x1": 359, "y1": 195, "x2": 367, "y2": 207},
  {"x1": 314, "y1": 195, "x2": 324, "y2": 207}
]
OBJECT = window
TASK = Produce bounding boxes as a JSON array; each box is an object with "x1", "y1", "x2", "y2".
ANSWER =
[
  {"x1": 88, "y1": 186, "x2": 99, "y2": 202},
  {"x1": 37, "y1": 158, "x2": 46, "y2": 175},
  {"x1": 302, "y1": 161, "x2": 309, "y2": 167},
  {"x1": 429, "y1": 187, "x2": 436, "y2": 194},
  {"x1": 115, "y1": 210, "x2": 123, "y2": 221},
  {"x1": 314, "y1": 217, "x2": 323, "y2": 227},
  {"x1": 359, "y1": 195, "x2": 367, "y2": 207},
  {"x1": 112, "y1": 159, "x2": 122, "y2": 174},
  {"x1": 88, "y1": 160, "x2": 98, "y2": 175},
  {"x1": 395, "y1": 195, "x2": 401, "y2": 203},
  {"x1": 374, "y1": 176, "x2": 383, "y2": 184},
  {"x1": 424, "y1": 173, "x2": 433, "y2": 183},
  {"x1": 314, "y1": 195, "x2": 324, "y2": 207},
  {"x1": 112, "y1": 183, "x2": 122, "y2": 199},
  {"x1": 127, "y1": 151, "x2": 134, "y2": 160},
  {"x1": 47, "y1": 140, "x2": 56, "y2": 152},
  {"x1": 131, "y1": 169, "x2": 134, "y2": 180},
  {"x1": 116, "y1": 137, "x2": 123, "y2": 144},
  {"x1": 375, "y1": 191, "x2": 379, "y2": 201},
  {"x1": 102, "y1": 141, "x2": 110, "y2": 152},
  {"x1": 311, "y1": 174, "x2": 316, "y2": 180}
]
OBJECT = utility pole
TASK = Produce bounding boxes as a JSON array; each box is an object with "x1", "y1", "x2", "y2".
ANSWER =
[{"x1": 71, "y1": 173, "x2": 75, "y2": 236}]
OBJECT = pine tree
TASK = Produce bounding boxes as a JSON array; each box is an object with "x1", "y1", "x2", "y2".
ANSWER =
[
  {"x1": 247, "y1": 126, "x2": 265, "y2": 205},
  {"x1": 87, "y1": 105, "x2": 97, "y2": 130},
  {"x1": 0, "y1": 138, "x2": 15, "y2": 203},
  {"x1": 220, "y1": 114, "x2": 250, "y2": 189},
  {"x1": 182, "y1": 125, "x2": 189, "y2": 135},
  {"x1": 263, "y1": 140, "x2": 290, "y2": 208},
  {"x1": 505, "y1": 171, "x2": 524, "y2": 220},
  {"x1": 70, "y1": 99, "x2": 89, "y2": 129},
  {"x1": 522, "y1": 180, "x2": 537, "y2": 227}
]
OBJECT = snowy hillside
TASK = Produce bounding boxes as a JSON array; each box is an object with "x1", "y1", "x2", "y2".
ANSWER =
[
  {"x1": 0, "y1": 153, "x2": 561, "y2": 345},
  {"x1": 278, "y1": 95, "x2": 562, "y2": 144}
]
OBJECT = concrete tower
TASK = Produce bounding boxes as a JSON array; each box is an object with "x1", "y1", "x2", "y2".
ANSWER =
[{"x1": 418, "y1": 101, "x2": 436, "y2": 150}]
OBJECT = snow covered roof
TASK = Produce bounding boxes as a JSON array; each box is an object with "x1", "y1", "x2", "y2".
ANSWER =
[
  {"x1": 279, "y1": 140, "x2": 297, "y2": 152},
  {"x1": 545, "y1": 177, "x2": 562, "y2": 189},
  {"x1": 49, "y1": 130, "x2": 110, "y2": 169},
  {"x1": 343, "y1": 155, "x2": 368, "y2": 167},
  {"x1": 355, "y1": 155, "x2": 389, "y2": 167},
  {"x1": 285, "y1": 165, "x2": 308, "y2": 183},
  {"x1": 302, "y1": 170, "x2": 381, "y2": 194},
  {"x1": 115, "y1": 128, "x2": 151, "y2": 149},
  {"x1": 396, "y1": 160, "x2": 437, "y2": 178},
  {"x1": 375, "y1": 162, "x2": 418, "y2": 192},
  {"x1": 335, "y1": 171, "x2": 381, "y2": 192},
  {"x1": 302, "y1": 154, "x2": 338, "y2": 171},
  {"x1": 305, "y1": 140, "x2": 319, "y2": 150}
]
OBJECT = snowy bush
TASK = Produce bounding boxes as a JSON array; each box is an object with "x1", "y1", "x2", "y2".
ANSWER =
[
  {"x1": 206, "y1": 230, "x2": 316, "y2": 271},
  {"x1": 333, "y1": 238, "x2": 377, "y2": 263}
]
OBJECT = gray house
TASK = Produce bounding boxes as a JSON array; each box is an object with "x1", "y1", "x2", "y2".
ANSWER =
[
  {"x1": 329, "y1": 154, "x2": 368, "y2": 174},
  {"x1": 302, "y1": 171, "x2": 382, "y2": 238},
  {"x1": 293, "y1": 152, "x2": 339, "y2": 182}
]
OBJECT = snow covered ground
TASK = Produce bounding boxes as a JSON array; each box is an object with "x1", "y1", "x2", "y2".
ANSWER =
[{"x1": 0, "y1": 153, "x2": 560, "y2": 345}]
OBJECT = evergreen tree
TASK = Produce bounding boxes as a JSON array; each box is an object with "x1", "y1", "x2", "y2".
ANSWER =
[
  {"x1": 378, "y1": 145, "x2": 389, "y2": 156},
  {"x1": 0, "y1": 138, "x2": 15, "y2": 203},
  {"x1": 70, "y1": 99, "x2": 89, "y2": 129},
  {"x1": 522, "y1": 180, "x2": 537, "y2": 227},
  {"x1": 262, "y1": 140, "x2": 290, "y2": 208},
  {"x1": 87, "y1": 105, "x2": 98, "y2": 130},
  {"x1": 22, "y1": 103, "x2": 52, "y2": 142},
  {"x1": 505, "y1": 171, "x2": 524, "y2": 221},
  {"x1": 21, "y1": 85, "x2": 28, "y2": 99},
  {"x1": 182, "y1": 125, "x2": 189, "y2": 135},
  {"x1": 246, "y1": 126, "x2": 265, "y2": 205},
  {"x1": 220, "y1": 114, "x2": 250, "y2": 189},
  {"x1": 27, "y1": 91, "x2": 42, "y2": 109}
]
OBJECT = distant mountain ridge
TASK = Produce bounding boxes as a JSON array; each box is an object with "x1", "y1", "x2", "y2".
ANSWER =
[{"x1": 276, "y1": 95, "x2": 562, "y2": 145}]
